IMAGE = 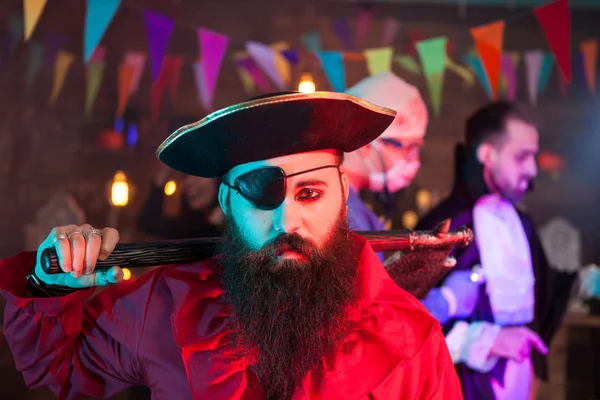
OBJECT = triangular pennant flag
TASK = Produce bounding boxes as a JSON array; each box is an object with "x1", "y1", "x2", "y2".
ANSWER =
[
  {"x1": 84, "y1": 0, "x2": 120, "y2": 63},
  {"x1": 381, "y1": 17, "x2": 400, "y2": 47},
  {"x1": 416, "y1": 36, "x2": 448, "y2": 117},
  {"x1": 123, "y1": 51, "x2": 146, "y2": 95},
  {"x1": 26, "y1": 41, "x2": 43, "y2": 92},
  {"x1": 8, "y1": 14, "x2": 23, "y2": 51},
  {"x1": 580, "y1": 39, "x2": 597, "y2": 94},
  {"x1": 525, "y1": 50, "x2": 544, "y2": 105},
  {"x1": 300, "y1": 30, "x2": 321, "y2": 53},
  {"x1": 355, "y1": 9, "x2": 373, "y2": 48},
  {"x1": 89, "y1": 45, "x2": 107, "y2": 62},
  {"x1": 49, "y1": 50, "x2": 74, "y2": 105},
  {"x1": 470, "y1": 20, "x2": 505, "y2": 100},
  {"x1": 144, "y1": 10, "x2": 175, "y2": 82},
  {"x1": 85, "y1": 61, "x2": 105, "y2": 116},
  {"x1": 539, "y1": 52, "x2": 554, "y2": 96},
  {"x1": 394, "y1": 54, "x2": 421, "y2": 75},
  {"x1": 235, "y1": 56, "x2": 273, "y2": 92},
  {"x1": 167, "y1": 56, "x2": 183, "y2": 101},
  {"x1": 150, "y1": 59, "x2": 173, "y2": 121},
  {"x1": 281, "y1": 49, "x2": 299, "y2": 64},
  {"x1": 464, "y1": 54, "x2": 492, "y2": 98},
  {"x1": 364, "y1": 47, "x2": 393, "y2": 76},
  {"x1": 533, "y1": 0, "x2": 571, "y2": 82},
  {"x1": 23, "y1": 0, "x2": 48, "y2": 41},
  {"x1": 45, "y1": 33, "x2": 67, "y2": 71},
  {"x1": 331, "y1": 17, "x2": 353, "y2": 50},
  {"x1": 192, "y1": 60, "x2": 209, "y2": 111},
  {"x1": 317, "y1": 51, "x2": 345, "y2": 92},
  {"x1": 247, "y1": 41, "x2": 288, "y2": 90},
  {"x1": 501, "y1": 54, "x2": 518, "y2": 100},
  {"x1": 446, "y1": 57, "x2": 475, "y2": 87},
  {"x1": 116, "y1": 63, "x2": 135, "y2": 118},
  {"x1": 234, "y1": 64, "x2": 255, "y2": 94},
  {"x1": 198, "y1": 28, "x2": 228, "y2": 110}
]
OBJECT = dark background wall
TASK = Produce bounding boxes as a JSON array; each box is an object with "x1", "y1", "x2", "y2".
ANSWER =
[{"x1": 0, "y1": 0, "x2": 598, "y2": 262}]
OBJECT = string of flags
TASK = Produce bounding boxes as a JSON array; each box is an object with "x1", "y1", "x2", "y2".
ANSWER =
[{"x1": 2, "y1": 0, "x2": 598, "y2": 123}]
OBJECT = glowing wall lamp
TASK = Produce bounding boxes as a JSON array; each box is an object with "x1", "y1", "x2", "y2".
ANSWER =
[
  {"x1": 111, "y1": 170, "x2": 129, "y2": 207},
  {"x1": 298, "y1": 72, "x2": 316, "y2": 93}
]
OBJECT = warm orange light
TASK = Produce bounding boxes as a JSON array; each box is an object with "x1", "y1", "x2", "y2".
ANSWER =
[
  {"x1": 111, "y1": 170, "x2": 129, "y2": 207},
  {"x1": 298, "y1": 72, "x2": 316, "y2": 93},
  {"x1": 164, "y1": 180, "x2": 177, "y2": 196},
  {"x1": 122, "y1": 268, "x2": 132, "y2": 281}
]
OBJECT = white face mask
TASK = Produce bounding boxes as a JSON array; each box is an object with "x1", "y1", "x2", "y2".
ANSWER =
[{"x1": 368, "y1": 159, "x2": 421, "y2": 193}]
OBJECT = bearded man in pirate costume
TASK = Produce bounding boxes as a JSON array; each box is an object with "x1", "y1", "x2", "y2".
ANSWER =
[
  {"x1": 417, "y1": 101, "x2": 576, "y2": 400},
  {"x1": 0, "y1": 92, "x2": 462, "y2": 399}
]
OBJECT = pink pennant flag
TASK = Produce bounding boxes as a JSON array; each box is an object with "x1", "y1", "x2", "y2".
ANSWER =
[
  {"x1": 192, "y1": 61, "x2": 210, "y2": 112},
  {"x1": 381, "y1": 16, "x2": 400, "y2": 47},
  {"x1": 123, "y1": 51, "x2": 146, "y2": 95},
  {"x1": 355, "y1": 9, "x2": 373, "y2": 48},
  {"x1": 246, "y1": 41, "x2": 286, "y2": 90},
  {"x1": 235, "y1": 56, "x2": 273, "y2": 92},
  {"x1": 501, "y1": 54, "x2": 518, "y2": 101},
  {"x1": 198, "y1": 28, "x2": 228, "y2": 111},
  {"x1": 525, "y1": 50, "x2": 544, "y2": 105},
  {"x1": 89, "y1": 45, "x2": 107, "y2": 62}
]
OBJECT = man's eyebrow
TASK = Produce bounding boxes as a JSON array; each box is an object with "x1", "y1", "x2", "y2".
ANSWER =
[{"x1": 294, "y1": 179, "x2": 329, "y2": 188}]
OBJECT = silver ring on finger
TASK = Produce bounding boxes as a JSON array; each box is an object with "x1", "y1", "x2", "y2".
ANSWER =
[
  {"x1": 52, "y1": 234, "x2": 68, "y2": 245},
  {"x1": 84, "y1": 229, "x2": 102, "y2": 238},
  {"x1": 67, "y1": 231, "x2": 83, "y2": 240}
]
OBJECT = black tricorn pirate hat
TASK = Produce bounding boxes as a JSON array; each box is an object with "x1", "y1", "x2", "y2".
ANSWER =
[{"x1": 157, "y1": 91, "x2": 396, "y2": 177}]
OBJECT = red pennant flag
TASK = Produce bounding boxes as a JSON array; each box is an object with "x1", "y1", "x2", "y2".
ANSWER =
[
  {"x1": 533, "y1": 0, "x2": 571, "y2": 82},
  {"x1": 167, "y1": 56, "x2": 183, "y2": 101},
  {"x1": 470, "y1": 20, "x2": 505, "y2": 100},
  {"x1": 151, "y1": 58, "x2": 176, "y2": 121}
]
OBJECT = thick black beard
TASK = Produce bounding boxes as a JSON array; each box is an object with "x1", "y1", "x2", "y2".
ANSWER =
[{"x1": 216, "y1": 211, "x2": 359, "y2": 399}]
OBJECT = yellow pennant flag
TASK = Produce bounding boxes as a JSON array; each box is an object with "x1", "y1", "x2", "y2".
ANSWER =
[
  {"x1": 364, "y1": 47, "x2": 393, "y2": 76},
  {"x1": 24, "y1": 0, "x2": 48, "y2": 40},
  {"x1": 85, "y1": 61, "x2": 105, "y2": 117},
  {"x1": 49, "y1": 50, "x2": 74, "y2": 105},
  {"x1": 235, "y1": 66, "x2": 256, "y2": 94}
]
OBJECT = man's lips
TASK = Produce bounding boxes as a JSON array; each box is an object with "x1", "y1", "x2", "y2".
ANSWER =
[{"x1": 274, "y1": 245, "x2": 305, "y2": 259}]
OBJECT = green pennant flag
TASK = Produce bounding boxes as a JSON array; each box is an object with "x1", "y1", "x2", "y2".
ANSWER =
[
  {"x1": 85, "y1": 61, "x2": 105, "y2": 116},
  {"x1": 416, "y1": 36, "x2": 447, "y2": 116},
  {"x1": 394, "y1": 54, "x2": 421, "y2": 75}
]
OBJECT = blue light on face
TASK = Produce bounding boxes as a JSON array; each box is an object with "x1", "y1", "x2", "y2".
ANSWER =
[
  {"x1": 127, "y1": 123, "x2": 138, "y2": 147},
  {"x1": 114, "y1": 118, "x2": 124, "y2": 134}
]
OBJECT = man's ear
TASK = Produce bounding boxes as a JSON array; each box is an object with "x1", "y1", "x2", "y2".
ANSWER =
[
  {"x1": 476, "y1": 143, "x2": 495, "y2": 167},
  {"x1": 340, "y1": 170, "x2": 350, "y2": 203},
  {"x1": 218, "y1": 183, "x2": 230, "y2": 218}
]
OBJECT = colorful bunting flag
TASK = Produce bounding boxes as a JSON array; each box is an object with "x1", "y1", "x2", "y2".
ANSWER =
[
  {"x1": 123, "y1": 51, "x2": 146, "y2": 95},
  {"x1": 446, "y1": 57, "x2": 475, "y2": 87},
  {"x1": 464, "y1": 54, "x2": 492, "y2": 98},
  {"x1": 166, "y1": 56, "x2": 183, "y2": 101},
  {"x1": 281, "y1": 49, "x2": 299, "y2": 64},
  {"x1": 150, "y1": 58, "x2": 175, "y2": 120},
  {"x1": 26, "y1": 41, "x2": 43, "y2": 91},
  {"x1": 364, "y1": 47, "x2": 393, "y2": 76},
  {"x1": 407, "y1": 30, "x2": 425, "y2": 56},
  {"x1": 116, "y1": 63, "x2": 135, "y2": 118},
  {"x1": 580, "y1": 39, "x2": 597, "y2": 94},
  {"x1": 500, "y1": 53, "x2": 518, "y2": 100},
  {"x1": 381, "y1": 17, "x2": 400, "y2": 47},
  {"x1": 234, "y1": 63, "x2": 256, "y2": 94},
  {"x1": 192, "y1": 60, "x2": 208, "y2": 110},
  {"x1": 533, "y1": 0, "x2": 571, "y2": 82},
  {"x1": 317, "y1": 51, "x2": 345, "y2": 92},
  {"x1": 84, "y1": 0, "x2": 120, "y2": 62},
  {"x1": 198, "y1": 28, "x2": 228, "y2": 111},
  {"x1": 236, "y1": 56, "x2": 273, "y2": 92},
  {"x1": 332, "y1": 17, "x2": 353, "y2": 51},
  {"x1": 144, "y1": 10, "x2": 175, "y2": 82},
  {"x1": 356, "y1": 9, "x2": 373, "y2": 48},
  {"x1": 300, "y1": 30, "x2": 321, "y2": 54},
  {"x1": 85, "y1": 61, "x2": 105, "y2": 116},
  {"x1": 247, "y1": 41, "x2": 288, "y2": 90},
  {"x1": 416, "y1": 36, "x2": 448, "y2": 116},
  {"x1": 470, "y1": 20, "x2": 505, "y2": 100},
  {"x1": 525, "y1": 50, "x2": 543, "y2": 105},
  {"x1": 24, "y1": 0, "x2": 48, "y2": 41},
  {"x1": 394, "y1": 54, "x2": 421, "y2": 75},
  {"x1": 49, "y1": 50, "x2": 74, "y2": 105},
  {"x1": 539, "y1": 52, "x2": 554, "y2": 96}
]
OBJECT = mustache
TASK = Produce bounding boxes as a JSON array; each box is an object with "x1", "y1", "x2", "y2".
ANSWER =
[{"x1": 263, "y1": 233, "x2": 318, "y2": 258}]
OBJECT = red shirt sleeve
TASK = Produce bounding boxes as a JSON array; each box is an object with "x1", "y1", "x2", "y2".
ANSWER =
[{"x1": 0, "y1": 252, "x2": 153, "y2": 399}]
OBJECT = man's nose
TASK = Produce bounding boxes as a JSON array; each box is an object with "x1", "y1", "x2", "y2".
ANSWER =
[{"x1": 272, "y1": 198, "x2": 301, "y2": 234}]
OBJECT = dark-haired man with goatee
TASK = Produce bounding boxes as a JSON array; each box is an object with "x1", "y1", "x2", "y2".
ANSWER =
[
  {"x1": 0, "y1": 92, "x2": 461, "y2": 399},
  {"x1": 417, "y1": 101, "x2": 575, "y2": 400}
]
